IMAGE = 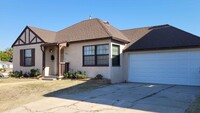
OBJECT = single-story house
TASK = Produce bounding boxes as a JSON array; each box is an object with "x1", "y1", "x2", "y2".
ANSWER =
[
  {"x1": 0, "y1": 61, "x2": 13, "y2": 69},
  {"x1": 12, "y1": 18, "x2": 200, "y2": 86}
]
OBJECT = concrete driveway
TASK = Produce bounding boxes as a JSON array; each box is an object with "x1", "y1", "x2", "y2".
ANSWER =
[{"x1": 5, "y1": 83, "x2": 200, "y2": 113}]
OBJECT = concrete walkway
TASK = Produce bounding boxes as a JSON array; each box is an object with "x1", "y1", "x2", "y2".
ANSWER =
[{"x1": 4, "y1": 83, "x2": 200, "y2": 113}]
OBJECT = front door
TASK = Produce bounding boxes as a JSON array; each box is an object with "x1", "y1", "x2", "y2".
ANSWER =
[{"x1": 45, "y1": 46, "x2": 58, "y2": 76}]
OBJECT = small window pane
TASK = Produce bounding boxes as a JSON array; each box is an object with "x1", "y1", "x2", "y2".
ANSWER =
[
  {"x1": 25, "y1": 50, "x2": 32, "y2": 57},
  {"x1": 25, "y1": 58, "x2": 32, "y2": 66},
  {"x1": 97, "y1": 55, "x2": 109, "y2": 65},
  {"x1": 112, "y1": 46, "x2": 119, "y2": 55},
  {"x1": 112, "y1": 55, "x2": 119, "y2": 66},
  {"x1": 97, "y1": 45, "x2": 109, "y2": 55},
  {"x1": 84, "y1": 56, "x2": 95, "y2": 65},
  {"x1": 84, "y1": 46, "x2": 95, "y2": 55}
]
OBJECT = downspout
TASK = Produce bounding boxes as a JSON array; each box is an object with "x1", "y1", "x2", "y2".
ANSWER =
[{"x1": 57, "y1": 43, "x2": 61, "y2": 78}]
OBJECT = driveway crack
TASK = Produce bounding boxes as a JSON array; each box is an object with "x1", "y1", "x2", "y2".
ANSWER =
[{"x1": 130, "y1": 85, "x2": 176, "y2": 107}]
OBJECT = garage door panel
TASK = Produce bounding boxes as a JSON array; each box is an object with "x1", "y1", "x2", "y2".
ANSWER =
[{"x1": 128, "y1": 50, "x2": 200, "y2": 86}]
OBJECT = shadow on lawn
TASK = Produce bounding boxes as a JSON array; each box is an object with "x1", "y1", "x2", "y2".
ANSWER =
[{"x1": 45, "y1": 79, "x2": 109, "y2": 97}]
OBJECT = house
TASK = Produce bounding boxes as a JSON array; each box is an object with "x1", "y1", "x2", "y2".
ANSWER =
[
  {"x1": 12, "y1": 18, "x2": 200, "y2": 86},
  {"x1": 0, "y1": 61, "x2": 13, "y2": 69}
]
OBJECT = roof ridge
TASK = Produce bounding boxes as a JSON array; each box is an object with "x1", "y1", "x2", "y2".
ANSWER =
[
  {"x1": 58, "y1": 18, "x2": 101, "y2": 32},
  {"x1": 170, "y1": 26, "x2": 200, "y2": 39},
  {"x1": 28, "y1": 26, "x2": 56, "y2": 33},
  {"x1": 96, "y1": 19, "x2": 112, "y2": 37},
  {"x1": 121, "y1": 24, "x2": 169, "y2": 31}
]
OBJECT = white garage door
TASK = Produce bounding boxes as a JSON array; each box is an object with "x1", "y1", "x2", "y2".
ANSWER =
[{"x1": 128, "y1": 49, "x2": 200, "y2": 86}]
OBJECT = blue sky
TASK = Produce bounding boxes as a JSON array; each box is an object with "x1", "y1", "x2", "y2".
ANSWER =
[{"x1": 0, "y1": 0, "x2": 199, "y2": 50}]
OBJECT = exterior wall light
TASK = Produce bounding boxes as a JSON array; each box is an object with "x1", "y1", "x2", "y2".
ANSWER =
[{"x1": 49, "y1": 49, "x2": 53, "y2": 53}]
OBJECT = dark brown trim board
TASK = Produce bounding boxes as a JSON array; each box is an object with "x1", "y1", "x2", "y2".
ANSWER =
[
  {"x1": 27, "y1": 27, "x2": 45, "y2": 43},
  {"x1": 12, "y1": 27, "x2": 27, "y2": 47},
  {"x1": 12, "y1": 26, "x2": 46, "y2": 47},
  {"x1": 13, "y1": 42, "x2": 44, "y2": 47}
]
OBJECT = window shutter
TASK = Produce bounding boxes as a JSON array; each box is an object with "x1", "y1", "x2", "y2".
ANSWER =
[
  {"x1": 20, "y1": 50, "x2": 24, "y2": 66},
  {"x1": 32, "y1": 49, "x2": 35, "y2": 66}
]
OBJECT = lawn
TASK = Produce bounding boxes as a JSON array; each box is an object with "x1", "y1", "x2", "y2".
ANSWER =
[
  {"x1": 186, "y1": 95, "x2": 200, "y2": 113},
  {"x1": 0, "y1": 77, "x2": 36, "y2": 83},
  {"x1": 0, "y1": 78, "x2": 107, "y2": 112}
]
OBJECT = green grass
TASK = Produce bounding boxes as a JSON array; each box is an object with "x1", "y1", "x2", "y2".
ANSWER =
[
  {"x1": 0, "y1": 78, "x2": 108, "y2": 112},
  {"x1": 186, "y1": 95, "x2": 200, "y2": 113}
]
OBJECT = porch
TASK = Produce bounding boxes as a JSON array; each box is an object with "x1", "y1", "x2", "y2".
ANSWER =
[{"x1": 41, "y1": 43, "x2": 69, "y2": 79}]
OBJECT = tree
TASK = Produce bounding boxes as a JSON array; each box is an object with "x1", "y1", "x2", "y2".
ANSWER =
[
  {"x1": 5, "y1": 48, "x2": 13, "y2": 62},
  {"x1": 0, "y1": 48, "x2": 13, "y2": 62}
]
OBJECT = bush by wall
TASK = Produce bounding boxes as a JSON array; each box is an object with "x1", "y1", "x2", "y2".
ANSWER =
[
  {"x1": 9, "y1": 69, "x2": 40, "y2": 78},
  {"x1": 64, "y1": 69, "x2": 87, "y2": 79}
]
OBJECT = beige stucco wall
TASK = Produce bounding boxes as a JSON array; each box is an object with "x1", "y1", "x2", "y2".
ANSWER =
[
  {"x1": 13, "y1": 37, "x2": 127, "y2": 83},
  {"x1": 123, "y1": 52, "x2": 129, "y2": 82},
  {"x1": 110, "y1": 41, "x2": 126, "y2": 83},
  {"x1": 13, "y1": 43, "x2": 43, "y2": 74},
  {"x1": 62, "y1": 39, "x2": 127, "y2": 83},
  {"x1": 63, "y1": 39, "x2": 112, "y2": 79}
]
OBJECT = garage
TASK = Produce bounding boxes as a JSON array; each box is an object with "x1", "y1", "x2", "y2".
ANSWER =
[{"x1": 128, "y1": 49, "x2": 200, "y2": 86}]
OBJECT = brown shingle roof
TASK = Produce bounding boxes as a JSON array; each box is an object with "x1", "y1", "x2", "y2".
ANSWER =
[
  {"x1": 121, "y1": 25, "x2": 200, "y2": 51},
  {"x1": 28, "y1": 26, "x2": 56, "y2": 43},
  {"x1": 23, "y1": 19, "x2": 200, "y2": 52},
  {"x1": 28, "y1": 18, "x2": 129, "y2": 43},
  {"x1": 97, "y1": 19, "x2": 129, "y2": 42},
  {"x1": 56, "y1": 18, "x2": 129, "y2": 43}
]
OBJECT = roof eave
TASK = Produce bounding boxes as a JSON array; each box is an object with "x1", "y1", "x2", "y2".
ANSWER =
[
  {"x1": 123, "y1": 45, "x2": 200, "y2": 53},
  {"x1": 41, "y1": 42, "x2": 59, "y2": 46},
  {"x1": 111, "y1": 37, "x2": 130, "y2": 44}
]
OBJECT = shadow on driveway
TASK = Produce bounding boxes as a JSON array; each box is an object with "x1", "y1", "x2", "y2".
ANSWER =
[{"x1": 44, "y1": 81, "x2": 200, "y2": 113}]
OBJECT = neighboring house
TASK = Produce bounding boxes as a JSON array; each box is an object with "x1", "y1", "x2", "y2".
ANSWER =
[
  {"x1": 0, "y1": 61, "x2": 13, "y2": 69},
  {"x1": 12, "y1": 18, "x2": 200, "y2": 86}
]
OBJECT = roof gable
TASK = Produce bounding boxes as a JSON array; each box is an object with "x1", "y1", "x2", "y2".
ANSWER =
[{"x1": 12, "y1": 26, "x2": 45, "y2": 47}]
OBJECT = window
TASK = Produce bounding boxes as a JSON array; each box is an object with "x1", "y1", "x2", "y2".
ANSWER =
[
  {"x1": 96, "y1": 45, "x2": 109, "y2": 65},
  {"x1": 83, "y1": 46, "x2": 95, "y2": 66},
  {"x1": 20, "y1": 49, "x2": 35, "y2": 66},
  {"x1": 83, "y1": 44, "x2": 109, "y2": 66},
  {"x1": 112, "y1": 44, "x2": 120, "y2": 66}
]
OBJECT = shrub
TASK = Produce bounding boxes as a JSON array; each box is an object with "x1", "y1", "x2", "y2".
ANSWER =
[
  {"x1": 10, "y1": 71, "x2": 23, "y2": 78},
  {"x1": 23, "y1": 72, "x2": 31, "y2": 78},
  {"x1": 64, "y1": 69, "x2": 75, "y2": 79},
  {"x1": 0, "y1": 68, "x2": 6, "y2": 72},
  {"x1": 76, "y1": 73, "x2": 86, "y2": 79},
  {"x1": 64, "y1": 70, "x2": 86, "y2": 79},
  {"x1": 30, "y1": 69, "x2": 40, "y2": 77},
  {"x1": 95, "y1": 74, "x2": 103, "y2": 79}
]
